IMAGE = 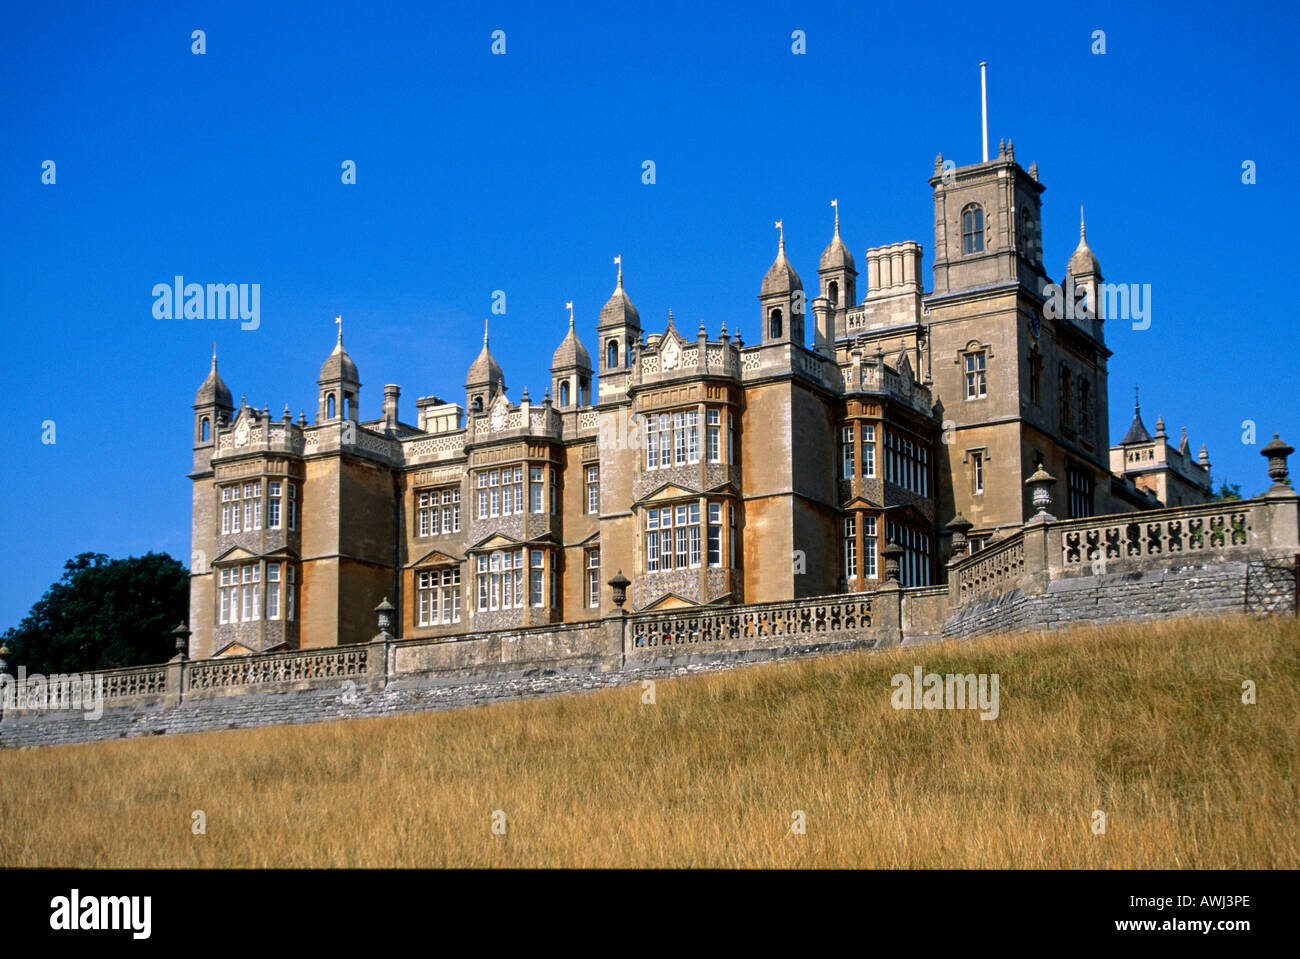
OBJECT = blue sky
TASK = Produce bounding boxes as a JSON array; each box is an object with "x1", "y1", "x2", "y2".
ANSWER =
[{"x1": 1, "y1": 0, "x2": 1296, "y2": 628}]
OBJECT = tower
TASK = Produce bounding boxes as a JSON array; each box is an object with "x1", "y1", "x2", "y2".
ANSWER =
[
  {"x1": 1064, "y1": 209, "x2": 1104, "y2": 343},
  {"x1": 929, "y1": 141, "x2": 1046, "y2": 297},
  {"x1": 317, "y1": 322, "x2": 361, "y2": 423},
  {"x1": 759, "y1": 222, "x2": 804, "y2": 346},
  {"x1": 550, "y1": 303, "x2": 592, "y2": 408},
  {"x1": 814, "y1": 201, "x2": 857, "y2": 352},
  {"x1": 595, "y1": 257, "x2": 641, "y2": 384},
  {"x1": 189, "y1": 348, "x2": 234, "y2": 659},
  {"x1": 193, "y1": 346, "x2": 234, "y2": 463},
  {"x1": 465, "y1": 321, "x2": 506, "y2": 416}
]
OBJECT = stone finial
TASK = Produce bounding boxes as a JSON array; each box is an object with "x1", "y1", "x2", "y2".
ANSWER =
[
  {"x1": 521, "y1": 386, "x2": 530, "y2": 403},
  {"x1": 946, "y1": 513, "x2": 973, "y2": 557},
  {"x1": 608, "y1": 570, "x2": 631, "y2": 609},
  {"x1": 373, "y1": 597, "x2": 395, "y2": 641},
  {"x1": 998, "y1": 138, "x2": 1006, "y2": 158},
  {"x1": 282, "y1": 403, "x2": 292, "y2": 421},
  {"x1": 171, "y1": 622, "x2": 191, "y2": 661},
  {"x1": 1025, "y1": 463, "x2": 1057, "y2": 522},
  {"x1": 0, "y1": 643, "x2": 10, "y2": 673},
  {"x1": 297, "y1": 409, "x2": 307, "y2": 427},
  {"x1": 934, "y1": 153, "x2": 944, "y2": 175},
  {"x1": 1006, "y1": 139, "x2": 1014, "y2": 159},
  {"x1": 882, "y1": 541, "x2": 904, "y2": 582},
  {"x1": 1029, "y1": 161, "x2": 1039, "y2": 181},
  {"x1": 1198, "y1": 443, "x2": 1210, "y2": 467},
  {"x1": 1260, "y1": 433, "x2": 1295, "y2": 494}
]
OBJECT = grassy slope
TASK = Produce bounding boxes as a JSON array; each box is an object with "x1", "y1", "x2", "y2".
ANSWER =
[{"x1": 0, "y1": 614, "x2": 1296, "y2": 868}]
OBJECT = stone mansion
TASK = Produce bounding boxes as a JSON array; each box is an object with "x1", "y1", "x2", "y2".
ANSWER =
[{"x1": 187, "y1": 141, "x2": 1213, "y2": 657}]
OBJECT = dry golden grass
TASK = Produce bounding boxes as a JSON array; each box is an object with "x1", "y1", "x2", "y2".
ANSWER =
[{"x1": 1, "y1": 613, "x2": 1296, "y2": 868}]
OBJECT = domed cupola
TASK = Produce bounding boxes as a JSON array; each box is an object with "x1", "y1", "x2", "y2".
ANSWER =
[
  {"x1": 761, "y1": 223, "x2": 803, "y2": 297},
  {"x1": 816, "y1": 199, "x2": 857, "y2": 321},
  {"x1": 759, "y1": 221, "x2": 804, "y2": 346},
  {"x1": 319, "y1": 335, "x2": 359, "y2": 385},
  {"x1": 193, "y1": 347, "x2": 234, "y2": 446},
  {"x1": 551, "y1": 313, "x2": 591, "y2": 373},
  {"x1": 317, "y1": 318, "x2": 361, "y2": 422},
  {"x1": 1067, "y1": 210, "x2": 1101, "y2": 278},
  {"x1": 551, "y1": 303, "x2": 592, "y2": 409},
  {"x1": 596, "y1": 256, "x2": 642, "y2": 374},
  {"x1": 466, "y1": 321, "x2": 506, "y2": 415},
  {"x1": 195, "y1": 350, "x2": 233, "y2": 410},
  {"x1": 818, "y1": 204, "x2": 855, "y2": 275}
]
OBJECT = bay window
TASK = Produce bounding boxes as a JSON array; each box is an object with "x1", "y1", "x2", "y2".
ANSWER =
[
  {"x1": 476, "y1": 551, "x2": 525, "y2": 611},
  {"x1": 418, "y1": 568, "x2": 461, "y2": 625}
]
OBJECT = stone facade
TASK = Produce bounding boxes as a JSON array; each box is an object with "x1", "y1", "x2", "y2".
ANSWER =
[
  {"x1": 4, "y1": 487, "x2": 1295, "y2": 749},
  {"x1": 186, "y1": 144, "x2": 1224, "y2": 657}
]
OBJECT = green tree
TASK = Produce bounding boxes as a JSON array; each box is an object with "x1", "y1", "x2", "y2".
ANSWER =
[
  {"x1": 1214, "y1": 481, "x2": 1242, "y2": 501},
  {"x1": 2, "y1": 552, "x2": 189, "y2": 674}
]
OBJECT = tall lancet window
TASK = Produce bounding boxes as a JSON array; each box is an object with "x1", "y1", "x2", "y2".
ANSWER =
[
  {"x1": 962, "y1": 204, "x2": 984, "y2": 254},
  {"x1": 769, "y1": 308, "x2": 783, "y2": 339}
]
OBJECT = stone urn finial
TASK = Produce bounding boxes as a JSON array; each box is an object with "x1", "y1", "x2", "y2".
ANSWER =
[
  {"x1": 882, "y1": 541, "x2": 904, "y2": 583},
  {"x1": 1260, "y1": 433, "x2": 1295, "y2": 494},
  {"x1": 171, "y1": 622, "x2": 191, "y2": 661},
  {"x1": 608, "y1": 571, "x2": 631, "y2": 609},
  {"x1": 373, "y1": 597, "x2": 395, "y2": 641},
  {"x1": 1025, "y1": 463, "x2": 1057, "y2": 521},
  {"x1": 946, "y1": 513, "x2": 973, "y2": 556}
]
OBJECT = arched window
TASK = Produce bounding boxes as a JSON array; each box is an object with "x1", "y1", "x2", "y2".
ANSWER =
[
  {"x1": 962, "y1": 204, "x2": 985, "y2": 254},
  {"x1": 769, "y1": 308, "x2": 783, "y2": 340},
  {"x1": 1017, "y1": 208, "x2": 1030, "y2": 256},
  {"x1": 201, "y1": 417, "x2": 210, "y2": 442},
  {"x1": 344, "y1": 393, "x2": 354, "y2": 419},
  {"x1": 1079, "y1": 380, "x2": 1091, "y2": 432},
  {"x1": 472, "y1": 396, "x2": 483, "y2": 413},
  {"x1": 327, "y1": 394, "x2": 336, "y2": 419},
  {"x1": 560, "y1": 381, "x2": 570, "y2": 408},
  {"x1": 607, "y1": 339, "x2": 618, "y2": 370},
  {"x1": 828, "y1": 280, "x2": 839, "y2": 308}
]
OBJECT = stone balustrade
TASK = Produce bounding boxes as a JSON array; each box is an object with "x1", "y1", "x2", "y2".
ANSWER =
[{"x1": 627, "y1": 592, "x2": 875, "y2": 656}]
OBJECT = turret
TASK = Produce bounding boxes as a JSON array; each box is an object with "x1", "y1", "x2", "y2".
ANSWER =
[
  {"x1": 759, "y1": 221, "x2": 804, "y2": 347},
  {"x1": 550, "y1": 302, "x2": 592, "y2": 408},
  {"x1": 595, "y1": 257, "x2": 641, "y2": 389},
  {"x1": 193, "y1": 346, "x2": 234, "y2": 450},
  {"x1": 317, "y1": 321, "x2": 361, "y2": 423},
  {"x1": 1065, "y1": 208, "x2": 1105, "y2": 341},
  {"x1": 465, "y1": 321, "x2": 506, "y2": 416},
  {"x1": 815, "y1": 200, "x2": 857, "y2": 352}
]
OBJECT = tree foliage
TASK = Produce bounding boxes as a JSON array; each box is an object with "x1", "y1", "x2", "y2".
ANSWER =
[
  {"x1": 1214, "y1": 481, "x2": 1242, "y2": 501},
  {"x1": 1, "y1": 552, "x2": 189, "y2": 674}
]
